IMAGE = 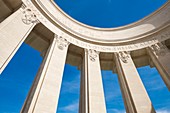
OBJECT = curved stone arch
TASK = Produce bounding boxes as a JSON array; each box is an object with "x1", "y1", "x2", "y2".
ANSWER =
[
  {"x1": 0, "y1": 0, "x2": 170, "y2": 113},
  {"x1": 21, "y1": 0, "x2": 170, "y2": 52}
]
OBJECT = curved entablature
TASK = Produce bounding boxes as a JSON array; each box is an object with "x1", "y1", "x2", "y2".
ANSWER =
[
  {"x1": 1, "y1": 1, "x2": 170, "y2": 112},
  {"x1": 21, "y1": 0, "x2": 170, "y2": 52}
]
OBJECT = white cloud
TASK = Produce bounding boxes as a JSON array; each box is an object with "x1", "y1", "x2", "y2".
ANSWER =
[
  {"x1": 157, "y1": 109, "x2": 170, "y2": 113},
  {"x1": 61, "y1": 74, "x2": 80, "y2": 94},
  {"x1": 60, "y1": 101, "x2": 79, "y2": 112},
  {"x1": 107, "y1": 108, "x2": 170, "y2": 113},
  {"x1": 108, "y1": 0, "x2": 112, "y2": 3},
  {"x1": 142, "y1": 72, "x2": 166, "y2": 91},
  {"x1": 108, "y1": 108, "x2": 126, "y2": 113},
  {"x1": 147, "y1": 84, "x2": 165, "y2": 91},
  {"x1": 62, "y1": 80, "x2": 79, "y2": 93}
]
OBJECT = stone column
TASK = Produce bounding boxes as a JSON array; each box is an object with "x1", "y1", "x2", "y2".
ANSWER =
[
  {"x1": 79, "y1": 49, "x2": 106, "y2": 113},
  {"x1": 21, "y1": 35, "x2": 69, "y2": 113},
  {"x1": 0, "y1": 5, "x2": 39, "y2": 74},
  {"x1": 147, "y1": 43, "x2": 170, "y2": 90},
  {"x1": 114, "y1": 52, "x2": 155, "y2": 113}
]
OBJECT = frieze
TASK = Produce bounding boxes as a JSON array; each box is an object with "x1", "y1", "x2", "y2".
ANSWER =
[
  {"x1": 63, "y1": 29, "x2": 170, "y2": 52},
  {"x1": 22, "y1": 0, "x2": 170, "y2": 52},
  {"x1": 34, "y1": 0, "x2": 170, "y2": 42}
]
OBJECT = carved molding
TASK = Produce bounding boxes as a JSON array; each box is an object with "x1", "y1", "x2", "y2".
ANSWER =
[
  {"x1": 21, "y1": 6, "x2": 39, "y2": 25},
  {"x1": 118, "y1": 51, "x2": 130, "y2": 63},
  {"x1": 150, "y1": 43, "x2": 168, "y2": 56},
  {"x1": 88, "y1": 49, "x2": 99, "y2": 62},
  {"x1": 21, "y1": 0, "x2": 170, "y2": 52},
  {"x1": 60, "y1": 28, "x2": 170, "y2": 52},
  {"x1": 55, "y1": 35, "x2": 70, "y2": 50},
  {"x1": 34, "y1": 0, "x2": 170, "y2": 42}
]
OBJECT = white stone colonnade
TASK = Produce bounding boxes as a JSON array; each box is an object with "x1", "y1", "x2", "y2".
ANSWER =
[{"x1": 0, "y1": 2, "x2": 170, "y2": 113}]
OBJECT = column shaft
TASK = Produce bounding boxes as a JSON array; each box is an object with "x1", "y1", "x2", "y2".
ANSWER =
[
  {"x1": 147, "y1": 43, "x2": 170, "y2": 90},
  {"x1": 79, "y1": 49, "x2": 106, "y2": 113},
  {"x1": 0, "y1": 6, "x2": 38, "y2": 74},
  {"x1": 115, "y1": 52, "x2": 155, "y2": 113},
  {"x1": 21, "y1": 36, "x2": 69, "y2": 113}
]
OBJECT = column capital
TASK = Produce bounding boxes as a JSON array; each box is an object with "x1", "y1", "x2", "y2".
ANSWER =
[
  {"x1": 86, "y1": 49, "x2": 99, "y2": 62},
  {"x1": 55, "y1": 34, "x2": 70, "y2": 50},
  {"x1": 150, "y1": 43, "x2": 168, "y2": 56},
  {"x1": 118, "y1": 51, "x2": 130, "y2": 63},
  {"x1": 21, "y1": 4, "x2": 39, "y2": 25}
]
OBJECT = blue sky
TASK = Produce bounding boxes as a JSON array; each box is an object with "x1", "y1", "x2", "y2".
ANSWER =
[{"x1": 0, "y1": 0, "x2": 169, "y2": 113}]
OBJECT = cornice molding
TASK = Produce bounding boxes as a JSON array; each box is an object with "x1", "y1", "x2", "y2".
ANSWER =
[{"x1": 21, "y1": 0, "x2": 170, "y2": 52}]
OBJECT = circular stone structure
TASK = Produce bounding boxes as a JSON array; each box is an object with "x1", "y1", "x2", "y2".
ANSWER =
[
  {"x1": 0, "y1": 0, "x2": 170, "y2": 113},
  {"x1": 23, "y1": 0, "x2": 170, "y2": 52}
]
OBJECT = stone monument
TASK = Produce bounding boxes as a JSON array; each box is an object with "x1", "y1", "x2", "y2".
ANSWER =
[{"x1": 0, "y1": 0, "x2": 170, "y2": 113}]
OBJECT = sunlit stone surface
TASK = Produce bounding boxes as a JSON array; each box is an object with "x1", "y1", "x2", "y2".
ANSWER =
[{"x1": 0, "y1": 0, "x2": 169, "y2": 113}]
